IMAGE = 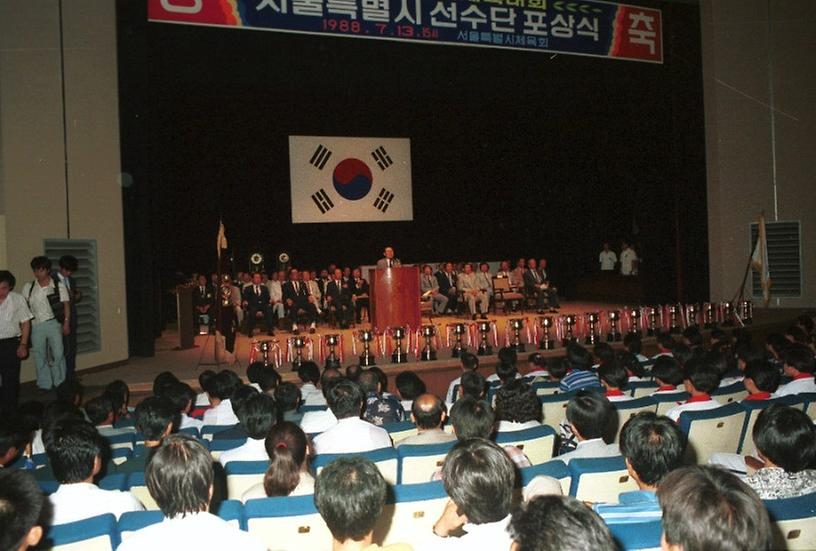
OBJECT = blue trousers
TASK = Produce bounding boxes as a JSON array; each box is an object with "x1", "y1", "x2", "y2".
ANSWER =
[{"x1": 31, "y1": 319, "x2": 66, "y2": 389}]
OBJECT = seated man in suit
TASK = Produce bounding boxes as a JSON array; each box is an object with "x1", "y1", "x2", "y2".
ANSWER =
[
  {"x1": 324, "y1": 268, "x2": 353, "y2": 328},
  {"x1": 523, "y1": 259, "x2": 559, "y2": 314},
  {"x1": 436, "y1": 262, "x2": 459, "y2": 314},
  {"x1": 511, "y1": 258, "x2": 526, "y2": 290},
  {"x1": 302, "y1": 270, "x2": 322, "y2": 317},
  {"x1": 266, "y1": 271, "x2": 286, "y2": 328},
  {"x1": 192, "y1": 274, "x2": 215, "y2": 333},
  {"x1": 421, "y1": 264, "x2": 449, "y2": 315},
  {"x1": 241, "y1": 271, "x2": 274, "y2": 337},
  {"x1": 283, "y1": 268, "x2": 318, "y2": 334},
  {"x1": 376, "y1": 246, "x2": 401, "y2": 269},
  {"x1": 351, "y1": 268, "x2": 370, "y2": 324},
  {"x1": 458, "y1": 263, "x2": 489, "y2": 320}
]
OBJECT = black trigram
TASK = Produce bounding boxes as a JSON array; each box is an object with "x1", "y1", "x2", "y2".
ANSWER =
[
  {"x1": 371, "y1": 146, "x2": 393, "y2": 170},
  {"x1": 373, "y1": 188, "x2": 395, "y2": 213},
  {"x1": 311, "y1": 188, "x2": 335, "y2": 214},
  {"x1": 309, "y1": 144, "x2": 333, "y2": 170}
]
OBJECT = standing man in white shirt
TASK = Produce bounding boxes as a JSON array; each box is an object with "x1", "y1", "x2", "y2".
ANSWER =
[
  {"x1": 599, "y1": 242, "x2": 617, "y2": 272},
  {"x1": 22, "y1": 256, "x2": 70, "y2": 391},
  {"x1": 313, "y1": 379, "x2": 392, "y2": 455},
  {"x1": 0, "y1": 271, "x2": 33, "y2": 416},
  {"x1": 620, "y1": 241, "x2": 639, "y2": 276}
]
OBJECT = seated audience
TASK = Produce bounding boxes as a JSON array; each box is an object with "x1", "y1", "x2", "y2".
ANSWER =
[
  {"x1": 742, "y1": 360, "x2": 780, "y2": 400},
  {"x1": 218, "y1": 393, "x2": 276, "y2": 466},
  {"x1": 202, "y1": 370, "x2": 241, "y2": 426},
  {"x1": 682, "y1": 326, "x2": 704, "y2": 355},
  {"x1": 117, "y1": 434, "x2": 265, "y2": 550},
  {"x1": 650, "y1": 356, "x2": 685, "y2": 395},
  {"x1": 545, "y1": 357, "x2": 568, "y2": 385},
  {"x1": 494, "y1": 380, "x2": 542, "y2": 431},
  {"x1": 448, "y1": 397, "x2": 530, "y2": 470},
  {"x1": 85, "y1": 393, "x2": 135, "y2": 438},
  {"x1": 458, "y1": 370, "x2": 487, "y2": 402},
  {"x1": 559, "y1": 343, "x2": 602, "y2": 393},
  {"x1": 246, "y1": 361, "x2": 266, "y2": 392},
  {"x1": 658, "y1": 465, "x2": 771, "y2": 551},
  {"x1": 652, "y1": 332, "x2": 675, "y2": 359},
  {"x1": 556, "y1": 391, "x2": 618, "y2": 463},
  {"x1": 313, "y1": 379, "x2": 392, "y2": 455},
  {"x1": 117, "y1": 396, "x2": 176, "y2": 474},
  {"x1": 623, "y1": 333, "x2": 649, "y2": 364},
  {"x1": 164, "y1": 381, "x2": 204, "y2": 430},
  {"x1": 709, "y1": 328, "x2": 732, "y2": 352},
  {"x1": 396, "y1": 394, "x2": 456, "y2": 447},
  {"x1": 195, "y1": 369, "x2": 216, "y2": 407},
  {"x1": 298, "y1": 361, "x2": 322, "y2": 404},
  {"x1": 511, "y1": 494, "x2": 616, "y2": 551},
  {"x1": 32, "y1": 400, "x2": 84, "y2": 457},
  {"x1": 346, "y1": 364, "x2": 363, "y2": 383},
  {"x1": 430, "y1": 438, "x2": 515, "y2": 549},
  {"x1": 0, "y1": 469, "x2": 46, "y2": 551},
  {"x1": 494, "y1": 362, "x2": 520, "y2": 386},
  {"x1": 487, "y1": 347, "x2": 519, "y2": 384},
  {"x1": 0, "y1": 418, "x2": 27, "y2": 467},
  {"x1": 665, "y1": 359, "x2": 722, "y2": 422},
  {"x1": 618, "y1": 350, "x2": 648, "y2": 382},
  {"x1": 211, "y1": 384, "x2": 258, "y2": 440},
  {"x1": 774, "y1": 343, "x2": 816, "y2": 396},
  {"x1": 315, "y1": 456, "x2": 411, "y2": 551},
  {"x1": 598, "y1": 361, "x2": 633, "y2": 402},
  {"x1": 152, "y1": 371, "x2": 179, "y2": 398},
  {"x1": 300, "y1": 368, "x2": 343, "y2": 434},
  {"x1": 360, "y1": 369, "x2": 405, "y2": 426},
  {"x1": 105, "y1": 379, "x2": 133, "y2": 423},
  {"x1": 242, "y1": 422, "x2": 314, "y2": 501},
  {"x1": 395, "y1": 370, "x2": 427, "y2": 414},
  {"x1": 47, "y1": 419, "x2": 143, "y2": 524},
  {"x1": 525, "y1": 352, "x2": 549, "y2": 379},
  {"x1": 275, "y1": 382, "x2": 303, "y2": 424},
  {"x1": 445, "y1": 352, "x2": 479, "y2": 405},
  {"x1": 592, "y1": 342, "x2": 615, "y2": 369},
  {"x1": 594, "y1": 412, "x2": 686, "y2": 526}
]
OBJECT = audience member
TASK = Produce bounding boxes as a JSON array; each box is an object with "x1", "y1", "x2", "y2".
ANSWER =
[
  {"x1": 313, "y1": 378, "x2": 392, "y2": 454},
  {"x1": 242, "y1": 422, "x2": 314, "y2": 501},
  {"x1": 395, "y1": 370, "x2": 426, "y2": 414},
  {"x1": 559, "y1": 343, "x2": 601, "y2": 393},
  {"x1": 202, "y1": 370, "x2": 241, "y2": 426},
  {"x1": 623, "y1": 333, "x2": 649, "y2": 364},
  {"x1": 618, "y1": 350, "x2": 648, "y2": 382},
  {"x1": 275, "y1": 382, "x2": 303, "y2": 424},
  {"x1": 494, "y1": 380, "x2": 541, "y2": 431},
  {"x1": 773, "y1": 344, "x2": 816, "y2": 396},
  {"x1": 592, "y1": 342, "x2": 615, "y2": 368},
  {"x1": 510, "y1": 494, "x2": 616, "y2": 551},
  {"x1": 152, "y1": 371, "x2": 179, "y2": 398},
  {"x1": 195, "y1": 369, "x2": 216, "y2": 407},
  {"x1": 297, "y1": 361, "x2": 322, "y2": 404},
  {"x1": 652, "y1": 333, "x2": 675, "y2": 359},
  {"x1": 459, "y1": 370, "x2": 487, "y2": 401},
  {"x1": 445, "y1": 352, "x2": 479, "y2": 404},
  {"x1": 742, "y1": 360, "x2": 780, "y2": 400},
  {"x1": 360, "y1": 369, "x2": 404, "y2": 426},
  {"x1": 397, "y1": 394, "x2": 456, "y2": 447},
  {"x1": 0, "y1": 469, "x2": 46, "y2": 551},
  {"x1": 211, "y1": 384, "x2": 258, "y2": 440},
  {"x1": 598, "y1": 361, "x2": 633, "y2": 402},
  {"x1": 117, "y1": 396, "x2": 176, "y2": 474},
  {"x1": 164, "y1": 381, "x2": 205, "y2": 430},
  {"x1": 256, "y1": 367, "x2": 282, "y2": 396},
  {"x1": 346, "y1": 364, "x2": 363, "y2": 383},
  {"x1": 300, "y1": 368, "x2": 343, "y2": 434},
  {"x1": 105, "y1": 379, "x2": 132, "y2": 421},
  {"x1": 0, "y1": 418, "x2": 27, "y2": 467},
  {"x1": 525, "y1": 352, "x2": 548, "y2": 379},
  {"x1": 546, "y1": 357, "x2": 568, "y2": 384},
  {"x1": 85, "y1": 393, "x2": 135, "y2": 438},
  {"x1": 650, "y1": 356, "x2": 685, "y2": 395},
  {"x1": 219, "y1": 393, "x2": 276, "y2": 466},
  {"x1": 666, "y1": 359, "x2": 721, "y2": 422},
  {"x1": 556, "y1": 391, "x2": 618, "y2": 463}
]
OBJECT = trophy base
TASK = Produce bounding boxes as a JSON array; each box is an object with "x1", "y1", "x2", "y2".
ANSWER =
[
  {"x1": 606, "y1": 332, "x2": 621, "y2": 342},
  {"x1": 477, "y1": 345, "x2": 493, "y2": 356},
  {"x1": 539, "y1": 340, "x2": 555, "y2": 350},
  {"x1": 324, "y1": 358, "x2": 341, "y2": 370},
  {"x1": 391, "y1": 352, "x2": 408, "y2": 364},
  {"x1": 359, "y1": 354, "x2": 376, "y2": 367},
  {"x1": 451, "y1": 346, "x2": 465, "y2": 358},
  {"x1": 512, "y1": 343, "x2": 526, "y2": 352},
  {"x1": 420, "y1": 350, "x2": 437, "y2": 362},
  {"x1": 585, "y1": 335, "x2": 598, "y2": 345}
]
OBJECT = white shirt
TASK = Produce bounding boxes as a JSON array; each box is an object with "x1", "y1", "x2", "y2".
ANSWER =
[
  {"x1": 445, "y1": 376, "x2": 462, "y2": 405},
  {"x1": 426, "y1": 514, "x2": 513, "y2": 551},
  {"x1": 117, "y1": 511, "x2": 265, "y2": 551},
  {"x1": 773, "y1": 376, "x2": 816, "y2": 397},
  {"x1": 666, "y1": 397, "x2": 722, "y2": 422},
  {"x1": 496, "y1": 420, "x2": 542, "y2": 432},
  {"x1": 241, "y1": 472, "x2": 315, "y2": 502},
  {"x1": 313, "y1": 416, "x2": 393, "y2": 455},
  {"x1": 202, "y1": 399, "x2": 239, "y2": 426},
  {"x1": 195, "y1": 391, "x2": 210, "y2": 407},
  {"x1": 486, "y1": 372, "x2": 522, "y2": 383},
  {"x1": 96, "y1": 424, "x2": 136, "y2": 439},
  {"x1": 620, "y1": 248, "x2": 638, "y2": 275},
  {"x1": 49, "y1": 483, "x2": 143, "y2": 525},
  {"x1": 218, "y1": 437, "x2": 267, "y2": 466},
  {"x1": 555, "y1": 438, "x2": 620, "y2": 464},
  {"x1": 21, "y1": 279, "x2": 69, "y2": 324},
  {"x1": 299, "y1": 383, "x2": 321, "y2": 403},
  {"x1": 180, "y1": 413, "x2": 205, "y2": 431},
  {"x1": 0, "y1": 292, "x2": 33, "y2": 339},
  {"x1": 599, "y1": 250, "x2": 617, "y2": 271},
  {"x1": 299, "y1": 409, "x2": 337, "y2": 434},
  {"x1": 266, "y1": 280, "x2": 282, "y2": 302},
  {"x1": 303, "y1": 390, "x2": 328, "y2": 407}
]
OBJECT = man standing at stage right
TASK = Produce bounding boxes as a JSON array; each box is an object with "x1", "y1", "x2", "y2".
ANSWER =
[
  {"x1": 620, "y1": 241, "x2": 639, "y2": 276},
  {"x1": 599, "y1": 242, "x2": 617, "y2": 272}
]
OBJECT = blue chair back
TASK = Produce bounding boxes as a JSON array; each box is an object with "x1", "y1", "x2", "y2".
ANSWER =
[
  {"x1": 117, "y1": 510, "x2": 163, "y2": 537},
  {"x1": 314, "y1": 447, "x2": 399, "y2": 484},
  {"x1": 764, "y1": 493, "x2": 816, "y2": 550},
  {"x1": 737, "y1": 395, "x2": 803, "y2": 453},
  {"x1": 214, "y1": 499, "x2": 247, "y2": 530},
  {"x1": 651, "y1": 391, "x2": 690, "y2": 415},
  {"x1": 678, "y1": 402, "x2": 747, "y2": 462},
  {"x1": 611, "y1": 397, "x2": 658, "y2": 441},
  {"x1": 98, "y1": 473, "x2": 128, "y2": 491},
  {"x1": 201, "y1": 424, "x2": 240, "y2": 439},
  {"x1": 494, "y1": 424, "x2": 557, "y2": 464},
  {"x1": 209, "y1": 438, "x2": 247, "y2": 452},
  {"x1": 627, "y1": 381, "x2": 658, "y2": 398},
  {"x1": 568, "y1": 456, "x2": 638, "y2": 502},
  {"x1": 607, "y1": 519, "x2": 663, "y2": 551},
  {"x1": 46, "y1": 513, "x2": 120, "y2": 550},
  {"x1": 711, "y1": 381, "x2": 748, "y2": 404},
  {"x1": 519, "y1": 460, "x2": 572, "y2": 495},
  {"x1": 396, "y1": 441, "x2": 456, "y2": 484}
]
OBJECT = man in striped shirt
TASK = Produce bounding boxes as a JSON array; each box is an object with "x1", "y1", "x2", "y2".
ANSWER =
[{"x1": 559, "y1": 343, "x2": 602, "y2": 393}]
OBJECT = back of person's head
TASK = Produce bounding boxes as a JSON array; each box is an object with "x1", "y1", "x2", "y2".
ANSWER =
[
  {"x1": 395, "y1": 370, "x2": 426, "y2": 400},
  {"x1": 58, "y1": 254, "x2": 78, "y2": 272},
  {"x1": 46, "y1": 419, "x2": 104, "y2": 484},
  {"x1": 321, "y1": 368, "x2": 343, "y2": 398},
  {"x1": 797, "y1": 313, "x2": 814, "y2": 334},
  {"x1": 651, "y1": 356, "x2": 683, "y2": 386},
  {"x1": 683, "y1": 359, "x2": 720, "y2": 393},
  {"x1": 658, "y1": 466, "x2": 771, "y2": 551},
  {"x1": 257, "y1": 368, "x2": 282, "y2": 393},
  {"x1": 315, "y1": 456, "x2": 387, "y2": 544},
  {"x1": 238, "y1": 393, "x2": 276, "y2": 440},
  {"x1": 274, "y1": 382, "x2": 301, "y2": 414},
  {"x1": 703, "y1": 349, "x2": 730, "y2": 378},
  {"x1": 496, "y1": 362, "x2": 518, "y2": 385},
  {"x1": 548, "y1": 357, "x2": 569, "y2": 380},
  {"x1": 510, "y1": 494, "x2": 617, "y2": 551},
  {"x1": 753, "y1": 404, "x2": 816, "y2": 472},
  {"x1": 783, "y1": 343, "x2": 815, "y2": 374},
  {"x1": 565, "y1": 343, "x2": 592, "y2": 371},
  {"x1": 55, "y1": 377, "x2": 83, "y2": 406},
  {"x1": 145, "y1": 434, "x2": 213, "y2": 517},
  {"x1": 198, "y1": 369, "x2": 216, "y2": 394},
  {"x1": 657, "y1": 332, "x2": 675, "y2": 351},
  {"x1": 623, "y1": 333, "x2": 643, "y2": 355},
  {"x1": 682, "y1": 326, "x2": 703, "y2": 347},
  {"x1": 84, "y1": 394, "x2": 115, "y2": 426},
  {"x1": 246, "y1": 361, "x2": 266, "y2": 386},
  {"x1": 593, "y1": 342, "x2": 615, "y2": 365},
  {"x1": 230, "y1": 384, "x2": 259, "y2": 418},
  {"x1": 0, "y1": 418, "x2": 28, "y2": 466},
  {"x1": 566, "y1": 391, "x2": 613, "y2": 441},
  {"x1": 104, "y1": 380, "x2": 130, "y2": 414},
  {"x1": 210, "y1": 370, "x2": 240, "y2": 401},
  {"x1": 460, "y1": 370, "x2": 487, "y2": 400},
  {"x1": 358, "y1": 369, "x2": 380, "y2": 395},
  {"x1": 460, "y1": 352, "x2": 479, "y2": 371},
  {"x1": 345, "y1": 364, "x2": 362, "y2": 382},
  {"x1": 744, "y1": 360, "x2": 780, "y2": 393},
  {"x1": 766, "y1": 333, "x2": 790, "y2": 357},
  {"x1": 411, "y1": 394, "x2": 447, "y2": 430},
  {"x1": 495, "y1": 380, "x2": 540, "y2": 424},
  {"x1": 164, "y1": 382, "x2": 196, "y2": 416},
  {"x1": 263, "y1": 422, "x2": 308, "y2": 497},
  {"x1": 598, "y1": 361, "x2": 628, "y2": 390},
  {"x1": 368, "y1": 366, "x2": 389, "y2": 393},
  {"x1": 0, "y1": 469, "x2": 46, "y2": 551},
  {"x1": 450, "y1": 397, "x2": 495, "y2": 439},
  {"x1": 152, "y1": 371, "x2": 179, "y2": 398},
  {"x1": 672, "y1": 343, "x2": 694, "y2": 366},
  {"x1": 497, "y1": 346, "x2": 517, "y2": 366},
  {"x1": 618, "y1": 351, "x2": 646, "y2": 379},
  {"x1": 135, "y1": 396, "x2": 176, "y2": 441},
  {"x1": 620, "y1": 412, "x2": 686, "y2": 487},
  {"x1": 735, "y1": 343, "x2": 765, "y2": 366},
  {"x1": 785, "y1": 325, "x2": 808, "y2": 344},
  {"x1": 527, "y1": 352, "x2": 544, "y2": 367},
  {"x1": 41, "y1": 401, "x2": 84, "y2": 450},
  {"x1": 442, "y1": 438, "x2": 515, "y2": 524},
  {"x1": 297, "y1": 361, "x2": 320, "y2": 385},
  {"x1": 326, "y1": 378, "x2": 364, "y2": 420}
]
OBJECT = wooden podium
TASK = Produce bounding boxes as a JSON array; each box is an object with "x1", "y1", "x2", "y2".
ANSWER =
[{"x1": 369, "y1": 267, "x2": 421, "y2": 332}]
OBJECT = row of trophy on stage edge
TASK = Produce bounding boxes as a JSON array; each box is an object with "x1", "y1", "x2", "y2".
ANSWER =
[{"x1": 252, "y1": 300, "x2": 753, "y2": 370}]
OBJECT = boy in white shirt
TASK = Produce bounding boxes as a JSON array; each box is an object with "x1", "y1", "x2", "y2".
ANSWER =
[
  {"x1": 446, "y1": 352, "x2": 480, "y2": 405},
  {"x1": 165, "y1": 382, "x2": 205, "y2": 431},
  {"x1": 666, "y1": 361, "x2": 722, "y2": 422},
  {"x1": 598, "y1": 362, "x2": 634, "y2": 402},
  {"x1": 650, "y1": 356, "x2": 686, "y2": 396},
  {"x1": 202, "y1": 371, "x2": 240, "y2": 426},
  {"x1": 773, "y1": 344, "x2": 816, "y2": 397}
]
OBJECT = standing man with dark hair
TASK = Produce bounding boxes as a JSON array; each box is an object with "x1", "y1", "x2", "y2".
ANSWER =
[
  {"x1": 118, "y1": 434, "x2": 265, "y2": 550},
  {"x1": 22, "y1": 256, "x2": 69, "y2": 391},
  {"x1": 55, "y1": 255, "x2": 80, "y2": 378},
  {"x1": 0, "y1": 270, "x2": 33, "y2": 415},
  {"x1": 376, "y1": 246, "x2": 401, "y2": 269},
  {"x1": 0, "y1": 469, "x2": 46, "y2": 551}
]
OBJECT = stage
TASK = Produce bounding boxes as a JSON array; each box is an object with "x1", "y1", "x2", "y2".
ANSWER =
[{"x1": 29, "y1": 301, "x2": 801, "y2": 404}]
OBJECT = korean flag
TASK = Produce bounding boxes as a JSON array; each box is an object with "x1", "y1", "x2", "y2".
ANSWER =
[{"x1": 289, "y1": 136, "x2": 413, "y2": 224}]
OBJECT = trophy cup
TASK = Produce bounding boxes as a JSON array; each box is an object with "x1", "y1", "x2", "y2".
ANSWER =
[
  {"x1": 291, "y1": 336, "x2": 306, "y2": 371},
  {"x1": 324, "y1": 334, "x2": 341, "y2": 370},
  {"x1": 668, "y1": 305, "x2": 681, "y2": 334},
  {"x1": 607, "y1": 310, "x2": 621, "y2": 342},
  {"x1": 647, "y1": 307, "x2": 658, "y2": 337},
  {"x1": 509, "y1": 318, "x2": 526, "y2": 352},
  {"x1": 628, "y1": 309, "x2": 642, "y2": 337},
  {"x1": 258, "y1": 340, "x2": 273, "y2": 368},
  {"x1": 420, "y1": 325, "x2": 437, "y2": 361},
  {"x1": 687, "y1": 304, "x2": 699, "y2": 328},
  {"x1": 477, "y1": 320, "x2": 493, "y2": 356},
  {"x1": 722, "y1": 301, "x2": 735, "y2": 327},
  {"x1": 585, "y1": 312, "x2": 600, "y2": 345},
  {"x1": 563, "y1": 315, "x2": 577, "y2": 347},
  {"x1": 703, "y1": 302, "x2": 716, "y2": 329},
  {"x1": 539, "y1": 316, "x2": 555, "y2": 350},
  {"x1": 739, "y1": 300, "x2": 753, "y2": 324},
  {"x1": 358, "y1": 329, "x2": 376, "y2": 366},
  {"x1": 391, "y1": 327, "x2": 408, "y2": 364},
  {"x1": 451, "y1": 323, "x2": 467, "y2": 358}
]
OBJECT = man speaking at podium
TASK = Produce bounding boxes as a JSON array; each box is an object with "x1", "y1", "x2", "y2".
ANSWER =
[{"x1": 376, "y1": 246, "x2": 401, "y2": 269}]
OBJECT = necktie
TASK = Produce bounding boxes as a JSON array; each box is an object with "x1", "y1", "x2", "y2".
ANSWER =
[
  {"x1": 534, "y1": 270, "x2": 540, "y2": 283},
  {"x1": 295, "y1": 281, "x2": 299, "y2": 294},
  {"x1": 388, "y1": 259, "x2": 392, "y2": 268},
  {"x1": 255, "y1": 285, "x2": 259, "y2": 296}
]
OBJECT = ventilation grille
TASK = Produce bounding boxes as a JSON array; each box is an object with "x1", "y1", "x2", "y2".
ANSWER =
[
  {"x1": 44, "y1": 239, "x2": 100, "y2": 354},
  {"x1": 750, "y1": 221, "x2": 801, "y2": 298}
]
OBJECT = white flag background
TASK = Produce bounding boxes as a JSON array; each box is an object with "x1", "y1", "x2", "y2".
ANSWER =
[{"x1": 289, "y1": 136, "x2": 413, "y2": 224}]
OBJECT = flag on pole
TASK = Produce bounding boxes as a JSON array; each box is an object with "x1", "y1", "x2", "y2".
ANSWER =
[
  {"x1": 750, "y1": 213, "x2": 772, "y2": 306},
  {"x1": 216, "y1": 220, "x2": 228, "y2": 259}
]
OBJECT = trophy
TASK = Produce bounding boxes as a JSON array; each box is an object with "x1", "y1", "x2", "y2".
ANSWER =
[
  {"x1": 647, "y1": 307, "x2": 659, "y2": 337},
  {"x1": 563, "y1": 315, "x2": 577, "y2": 347},
  {"x1": 739, "y1": 300, "x2": 753, "y2": 324},
  {"x1": 538, "y1": 316, "x2": 555, "y2": 350},
  {"x1": 668, "y1": 305, "x2": 681, "y2": 334},
  {"x1": 509, "y1": 318, "x2": 526, "y2": 352},
  {"x1": 628, "y1": 309, "x2": 642, "y2": 337},
  {"x1": 291, "y1": 336, "x2": 306, "y2": 371},
  {"x1": 477, "y1": 320, "x2": 493, "y2": 356},
  {"x1": 324, "y1": 334, "x2": 341, "y2": 369},
  {"x1": 703, "y1": 302, "x2": 716, "y2": 329},
  {"x1": 585, "y1": 312, "x2": 600, "y2": 345},
  {"x1": 721, "y1": 301, "x2": 735, "y2": 327},
  {"x1": 686, "y1": 304, "x2": 699, "y2": 328},
  {"x1": 451, "y1": 323, "x2": 467, "y2": 358},
  {"x1": 420, "y1": 325, "x2": 437, "y2": 361},
  {"x1": 607, "y1": 310, "x2": 621, "y2": 342},
  {"x1": 258, "y1": 340, "x2": 273, "y2": 368},
  {"x1": 358, "y1": 329, "x2": 376, "y2": 366},
  {"x1": 391, "y1": 327, "x2": 408, "y2": 364}
]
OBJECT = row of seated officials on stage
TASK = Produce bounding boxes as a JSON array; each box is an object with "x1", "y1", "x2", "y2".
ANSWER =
[
  {"x1": 191, "y1": 254, "x2": 562, "y2": 337},
  {"x1": 1, "y1": 317, "x2": 815, "y2": 550}
]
